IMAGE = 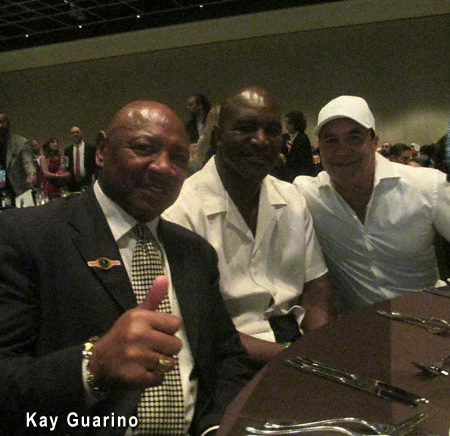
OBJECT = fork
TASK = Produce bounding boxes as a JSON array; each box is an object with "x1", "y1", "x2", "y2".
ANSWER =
[
  {"x1": 247, "y1": 413, "x2": 427, "y2": 436},
  {"x1": 246, "y1": 424, "x2": 368, "y2": 435},
  {"x1": 376, "y1": 310, "x2": 450, "y2": 335}
]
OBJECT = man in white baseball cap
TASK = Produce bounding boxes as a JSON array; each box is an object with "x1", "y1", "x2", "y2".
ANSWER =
[{"x1": 294, "y1": 95, "x2": 450, "y2": 315}]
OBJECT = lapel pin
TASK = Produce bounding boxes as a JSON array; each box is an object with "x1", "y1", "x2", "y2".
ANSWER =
[{"x1": 87, "y1": 257, "x2": 121, "y2": 270}]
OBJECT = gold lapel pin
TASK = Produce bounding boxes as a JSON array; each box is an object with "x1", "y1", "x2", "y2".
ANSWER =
[{"x1": 87, "y1": 257, "x2": 121, "y2": 270}]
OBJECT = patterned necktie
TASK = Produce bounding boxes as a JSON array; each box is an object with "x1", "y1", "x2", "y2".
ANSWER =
[{"x1": 131, "y1": 224, "x2": 185, "y2": 436}]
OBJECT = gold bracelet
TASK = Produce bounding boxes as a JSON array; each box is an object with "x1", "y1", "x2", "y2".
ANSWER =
[{"x1": 82, "y1": 336, "x2": 106, "y2": 399}]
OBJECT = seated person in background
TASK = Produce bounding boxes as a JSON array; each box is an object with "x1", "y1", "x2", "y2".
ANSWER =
[
  {"x1": 376, "y1": 141, "x2": 391, "y2": 158},
  {"x1": 40, "y1": 137, "x2": 70, "y2": 198},
  {"x1": 0, "y1": 100, "x2": 253, "y2": 435},
  {"x1": 164, "y1": 86, "x2": 336, "y2": 367},
  {"x1": 295, "y1": 95, "x2": 450, "y2": 315},
  {"x1": 389, "y1": 142, "x2": 413, "y2": 165},
  {"x1": 273, "y1": 110, "x2": 317, "y2": 182},
  {"x1": 418, "y1": 143, "x2": 436, "y2": 167}
]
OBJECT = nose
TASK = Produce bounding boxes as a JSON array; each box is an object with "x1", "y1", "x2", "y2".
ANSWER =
[
  {"x1": 251, "y1": 128, "x2": 269, "y2": 146},
  {"x1": 150, "y1": 151, "x2": 175, "y2": 175}
]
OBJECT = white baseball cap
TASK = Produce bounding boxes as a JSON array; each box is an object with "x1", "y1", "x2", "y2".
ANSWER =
[{"x1": 315, "y1": 95, "x2": 375, "y2": 134}]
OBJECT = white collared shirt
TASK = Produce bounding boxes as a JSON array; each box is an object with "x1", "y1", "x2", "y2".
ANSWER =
[
  {"x1": 164, "y1": 158, "x2": 327, "y2": 342},
  {"x1": 295, "y1": 153, "x2": 450, "y2": 314},
  {"x1": 91, "y1": 181, "x2": 197, "y2": 434}
]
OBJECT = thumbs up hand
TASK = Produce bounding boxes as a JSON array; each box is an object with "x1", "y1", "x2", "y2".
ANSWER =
[
  {"x1": 140, "y1": 275, "x2": 169, "y2": 311},
  {"x1": 86, "y1": 275, "x2": 182, "y2": 391}
]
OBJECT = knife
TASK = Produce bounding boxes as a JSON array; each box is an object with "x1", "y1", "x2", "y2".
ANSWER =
[{"x1": 285, "y1": 356, "x2": 428, "y2": 407}]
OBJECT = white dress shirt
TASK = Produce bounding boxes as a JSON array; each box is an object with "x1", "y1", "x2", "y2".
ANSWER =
[
  {"x1": 295, "y1": 153, "x2": 450, "y2": 314},
  {"x1": 164, "y1": 158, "x2": 327, "y2": 342},
  {"x1": 90, "y1": 181, "x2": 197, "y2": 434}
]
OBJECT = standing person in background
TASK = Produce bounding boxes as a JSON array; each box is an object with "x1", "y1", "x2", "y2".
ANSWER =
[
  {"x1": 40, "y1": 137, "x2": 69, "y2": 198},
  {"x1": 65, "y1": 125, "x2": 97, "y2": 192},
  {"x1": 274, "y1": 110, "x2": 317, "y2": 182},
  {"x1": 185, "y1": 94, "x2": 211, "y2": 144},
  {"x1": 29, "y1": 139, "x2": 43, "y2": 189},
  {"x1": 0, "y1": 112, "x2": 36, "y2": 200}
]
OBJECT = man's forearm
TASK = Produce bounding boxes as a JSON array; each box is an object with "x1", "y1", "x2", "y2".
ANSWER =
[{"x1": 301, "y1": 273, "x2": 337, "y2": 332}]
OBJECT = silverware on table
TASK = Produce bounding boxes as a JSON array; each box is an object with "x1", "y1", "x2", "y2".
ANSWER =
[
  {"x1": 424, "y1": 285, "x2": 450, "y2": 299},
  {"x1": 376, "y1": 310, "x2": 450, "y2": 335},
  {"x1": 284, "y1": 356, "x2": 428, "y2": 406},
  {"x1": 246, "y1": 413, "x2": 427, "y2": 436},
  {"x1": 246, "y1": 424, "x2": 368, "y2": 435},
  {"x1": 261, "y1": 413, "x2": 427, "y2": 436},
  {"x1": 413, "y1": 352, "x2": 450, "y2": 377}
]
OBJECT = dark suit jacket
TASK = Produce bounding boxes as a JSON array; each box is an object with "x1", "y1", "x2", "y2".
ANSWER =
[
  {"x1": 277, "y1": 132, "x2": 317, "y2": 182},
  {"x1": 2, "y1": 133, "x2": 35, "y2": 196},
  {"x1": 185, "y1": 115, "x2": 207, "y2": 144},
  {"x1": 64, "y1": 143, "x2": 97, "y2": 192},
  {"x1": 0, "y1": 189, "x2": 252, "y2": 435}
]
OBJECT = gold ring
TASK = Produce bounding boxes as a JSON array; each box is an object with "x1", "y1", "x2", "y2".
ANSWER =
[{"x1": 155, "y1": 356, "x2": 172, "y2": 374}]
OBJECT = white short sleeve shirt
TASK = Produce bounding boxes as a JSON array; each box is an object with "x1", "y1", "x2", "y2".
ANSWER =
[{"x1": 164, "y1": 158, "x2": 327, "y2": 342}]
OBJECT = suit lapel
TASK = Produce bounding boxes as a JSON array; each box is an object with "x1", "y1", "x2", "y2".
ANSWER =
[
  {"x1": 67, "y1": 190, "x2": 136, "y2": 312},
  {"x1": 159, "y1": 220, "x2": 199, "y2": 360}
]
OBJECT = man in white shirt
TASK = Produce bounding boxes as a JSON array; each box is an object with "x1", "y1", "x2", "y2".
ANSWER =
[
  {"x1": 0, "y1": 101, "x2": 252, "y2": 435},
  {"x1": 295, "y1": 95, "x2": 450, "y2": 315},
  {"x1": 165, "y1": 86, "x2": 336, "y2": 366}
]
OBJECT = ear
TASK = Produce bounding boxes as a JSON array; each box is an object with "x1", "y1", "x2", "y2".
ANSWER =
[
  {"x1": 95, "y1": 132, "x2": 107, "y2": 167},
  {"x1": 373, "y1": 134, "x2": 379, "y2": 151}
]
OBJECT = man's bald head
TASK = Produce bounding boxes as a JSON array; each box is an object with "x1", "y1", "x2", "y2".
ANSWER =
[
  {"x1": 98, "y1": 100, "x2": 190, "y2": 222},
  {"x1": 219, "y1": 86, "x2": 280, "y2": 128},
  {"x1": 216, "y1": 86, "x2": 282, "y2": 184}
]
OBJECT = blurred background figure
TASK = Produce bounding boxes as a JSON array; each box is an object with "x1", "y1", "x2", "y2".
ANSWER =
[
  {"x1": 376, "y1": 141, "x2": 391, "y2": 158},
  {"x1": 64, "y1": 126, "x2": 97, "y2": 192},
  {"x1": 40, "y1": 137, "x2": 69, "y2": 198},
  {"x1": 273, "y1": 110, "x2": 317, "y2": 182},
  {"x1": 389, "y1": 142, "x2": 413, "y2": 165},
  {"x1": 418, "y1": 143, "x2": 436, "y2": 168},
  {"x1": 0, "y1": 112, "x2": 36, "y2": 203},
  {"x1": 185, "y1": 93, "x2": 211, "y2": 144},
  {"x1": 29, "y1": 139, "x2": 43, "y2": 189},
  {"x1": 194, "y1": 104, "x2": 220, "y2": 168}
]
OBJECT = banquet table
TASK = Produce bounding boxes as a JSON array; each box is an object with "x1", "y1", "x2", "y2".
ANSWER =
[{"x1": 217, "y1": 288, "x2": 450, "y2": 435}]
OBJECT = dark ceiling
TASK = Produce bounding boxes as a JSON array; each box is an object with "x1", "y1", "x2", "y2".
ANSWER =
[{"x1": 0, "y1": 0, "x2": 344, "y2": 53}]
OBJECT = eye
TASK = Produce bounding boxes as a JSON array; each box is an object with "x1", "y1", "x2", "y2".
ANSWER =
[
  {"x1": 234, "y1": 122, "x2": 256, "y2": 134},
  {"x1": 323, "y1": 137, "x2": 338, "y2": 146},
  {"x1": 170, "y1": 151, "x2": 189, "y2": 169},
  {"x1": 128, "y1": 143, "x2": 159, "y2": 156}
]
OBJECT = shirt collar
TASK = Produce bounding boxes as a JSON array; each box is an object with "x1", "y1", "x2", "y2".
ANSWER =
[
  {"x1": 316, "y1": 152, "x2": 401, "y2": 189},
  {"x1": 93, "y1": 181, "x2": 159, "y2": 242},
  {"x1": 200, "y1": 158, "x2": 287, "y2": 216}
]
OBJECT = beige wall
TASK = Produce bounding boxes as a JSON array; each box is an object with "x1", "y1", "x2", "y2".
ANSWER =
[{"x1": 1, "y1": 1, "x2": 449, "y2": 147}]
